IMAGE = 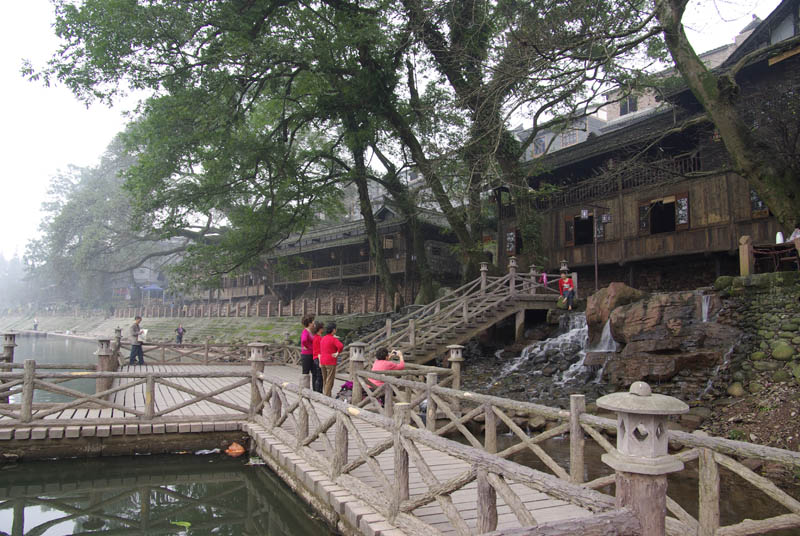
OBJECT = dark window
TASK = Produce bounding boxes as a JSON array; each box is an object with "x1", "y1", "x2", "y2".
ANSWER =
[
  {"x1": 620, "y1": 95, "x2": 638, "y2": 116},
  {"x1": 574, "y1": 215, "x2": 594, "y2": 245},
  {"x1": 650, "y1": 201, "x2": 676, "y2": 234},
  {"x1": 561, "y1": 130, "x2": 578, "y2": 147}
]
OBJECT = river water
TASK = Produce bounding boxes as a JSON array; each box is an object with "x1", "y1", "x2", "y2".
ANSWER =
[{"x1": 1, "y1": 334, "x2": 334, "y2": 535}]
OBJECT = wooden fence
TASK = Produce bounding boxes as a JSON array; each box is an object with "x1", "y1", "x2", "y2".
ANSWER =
[
  {"x1": 252, "y1": 371, "x2": 641, "y2": 535},
  {"x1": 117, "y1": 341, "x2": 300, "y2": 367},
  {"x1": 349, "y1": 370, "x2": 800, "y2": 536}
]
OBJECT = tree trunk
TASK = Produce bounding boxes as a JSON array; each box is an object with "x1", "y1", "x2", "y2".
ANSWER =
[{"x1": 655, "y1": 0, "x2": 800, "y2": 229}]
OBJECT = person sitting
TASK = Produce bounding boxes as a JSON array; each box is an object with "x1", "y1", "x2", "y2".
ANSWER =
[
  {"x1": 369, "y1": 348, "x2": 405, "y2": 389},
  {"x1": 558, "y1": 270, "x2": 575, "y2": 311}
]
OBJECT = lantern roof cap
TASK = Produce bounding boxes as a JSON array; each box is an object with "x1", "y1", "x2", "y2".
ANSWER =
[{"x1": 596, "y1": 381, "x2": 689, "y2": 415}]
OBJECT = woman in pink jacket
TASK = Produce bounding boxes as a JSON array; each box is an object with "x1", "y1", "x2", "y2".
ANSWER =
[{"x1": 319, "y1": 322, "x2": 344, "y2": 397}]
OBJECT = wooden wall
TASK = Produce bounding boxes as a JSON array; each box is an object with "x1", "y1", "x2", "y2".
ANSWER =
[{"x1": 540, "y1": 172, "x2": 781, "y2": 270}]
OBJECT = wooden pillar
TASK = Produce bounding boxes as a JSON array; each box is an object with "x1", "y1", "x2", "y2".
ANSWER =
[
  {"x1": 266, "y1": 301, "x2": 271, "y2": 318},
  {"x1": 1, "y1": 333, "x2": 17, "y2": 404},
  {"x1": 332, "y1": 412, "x2": 348, "y2": 478},
  {"x1": 477, "y1": 469, "x2": 498, "y2": 533},
  {"x1": 515, "y1": 309, "x2": 525, "y2": 342},
  {"x1": 248, "y1": 343, "x2": 268, "y2": 419},
  {"x1": 425, "y1": 372, "x2": 437, "y2": 432},
  {"x1": 290, "y1": 299, "x2": 295, "y2": 316},
  {"x1": 314, "y1": 298, "x2": 320, "y2": 316},
  {"x1": 572, "y1": 271, "x2": 579, "y2": 300},
  {"x1": 570, "y1": 394, "x2": 586, "y2": 484},
  {"x1": 362, "y1": 295, "x2": 367, "y2": 314},
  {"x1": 739, "y1": 235, "x2": 754, "y2": 276},
  {"x1": 245, "y1": 303, "x2": 250, "y2": 317},
  {"x1": 480, "y1": 262, "x2": 488, "y2": 294},
  {"x1": 21, "y1": 360, "x2": 35, "y2": 423},
  {"x1": 302, "y1": 299, "x2": 307, "y2": 317},
  {"x1": 278, "y1": 301, "x2": 282, "y2": 317},
  {"x1": 508, "y1": 256, "x2": 518, "y2": 295},
  {"x1": 385, "y1": 318, "x2": 392, "y2": 339},
  {"x1": 483, "y1": 403, "x2": 497, "y2": 454},
  {"x1": 698, "y1": 448, "x2": 720, "y2": 536},
  {"x1": 95, "y1": 339, "x2": 115, "y2": 398},
  {"x1": 145, "y1": 375, "x2": 155, "y2": 420},
  {"x1": 408, "y1": 319, "x2": 416, "y2": 347},
  {"x1": 298, "y1": 373, "x2": 310, "y2": 445},
  {"x1": 447, "y1": 345, "x2": 464, "y2": 415},
  {"x1": 349, "y1": 342, "x2": 366, "y2": 405},
  {"x1": 390, "y1": 403, "x2": 411, "y2": 521}
]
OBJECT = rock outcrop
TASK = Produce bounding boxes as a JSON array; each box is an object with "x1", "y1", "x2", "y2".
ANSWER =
[{"x1": 585, "y1": 282, "x2": 646, "y2": 346}]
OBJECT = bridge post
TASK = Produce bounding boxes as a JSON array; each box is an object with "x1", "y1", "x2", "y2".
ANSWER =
[
  {"x1": 569, "y1": 394, "x2": 586, "y2": 484},
  {"x1": 298, "y1": 372, "x2": 309, "y2": 445},
  {"x1": 349, "y1": 342, "x2": 367, "y2": 405},
  {"x1": 1, "y1": 333, "x2": 17, "y2": 404},
  {"x1": 332, "y1": 412, "x2": 348, "y2": 478},
  {"x1": 390, "y1": 402, "x2": 411, "y2": 521},
  {"x1": 426, "y1": 372, "x2": 437, "y2": 432},
  {"x1": 515, "y1": 310, "x2": 525, "y2": 342},
  {"x1": 597, "y1": 382, "x2": 689, "y2": 536},
  {"x1": 447, "y1": 345, "x2": 464, "y2": 415},
  {"x1": 95, "y1": 338, "x2": 114, "y2": 398},
  {"x1": 739, "y1": 235, "x2": 754, "y2": 276},
  {"x1": 113, "y1": 326, "x2": 122, "y2": 364},
  {"x1": 508, "y1": 256, "x2": 518, "y2": 295},
  {"x1": 21, "y1": 359, "x2": 35, "y2": 423},
  {"x1": 529, "y1": 265, "x2": 539, "y2": 295},
  {"x1": 408, "y1": 319, "x2": 416, "y2": 347},
  {"x1": 385, "y1": 318, "x2": 392, "y2": 339},
  {"x1": 248, "y1": 343, "x2": 268, "y2": 419},
  {"x1": 480, "y1": 262, "x2": 488, "y2": 294}
]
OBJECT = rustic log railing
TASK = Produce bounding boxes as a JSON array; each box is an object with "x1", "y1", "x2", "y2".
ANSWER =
[
  {"x1": 253, "y1": 371, "x2": 641, "y2": 535},
  {"x1": 117, "y1": 341, "x2": 300, "y2": 367},
  {"x1": 346, "y1": 368, "x2": 800, "y2": 536},
  {"x1": 0, "y1": 360, "x2": 252, "y2": 427}
]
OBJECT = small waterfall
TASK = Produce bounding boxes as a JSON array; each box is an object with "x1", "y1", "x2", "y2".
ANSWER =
[
  {"x1": 701, "y1": 294, "x2": 711, "y2": 323},
  {"x1": 594, "y1": 319, "x2": 618, "y2": 352},
  {"x1": 700, "y1": 339, "x2": 738, "y2": 398},
  {"x1": 490, "y1": 314, "x2": 587, "y2": 385}
]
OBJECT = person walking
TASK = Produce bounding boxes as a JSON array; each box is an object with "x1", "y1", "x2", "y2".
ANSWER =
[
  {"x1": 299, "y1": 315, "x2": 316, "y2": 382},
  {"x1": 558, "y1": 270, "x2": 575, "y2": 311},
  {"x1": 175, "y1": 324, "x2": 186, "y2": 344},
  {"x1": 319, "y1": 322, "x2": 343, "y2": 397},
  {"x1": 311, "y1": 320, "x2": 324, "y2": 393},
  {"x1": 33, "y1": 318, "x2": 38, "y2": 331},
  {"x1": 129, "y1": 316, "x2": 145, "y2": 365}
]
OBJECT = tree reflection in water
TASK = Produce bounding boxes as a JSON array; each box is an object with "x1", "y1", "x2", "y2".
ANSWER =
[{"x1": 0, "y1": 454, "x2": 333, "y2": 535}]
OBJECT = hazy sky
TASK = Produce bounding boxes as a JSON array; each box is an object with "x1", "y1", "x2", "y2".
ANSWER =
[{"x1": 0, "y1": 0, "x2": 782, "y2": 260}]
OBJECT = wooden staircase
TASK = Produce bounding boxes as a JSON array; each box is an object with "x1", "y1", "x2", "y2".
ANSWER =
[{"x1": 341, "y1": 267, "x2": 563, "y2": 365}]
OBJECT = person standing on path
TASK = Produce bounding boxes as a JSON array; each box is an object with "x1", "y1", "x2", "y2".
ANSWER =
[
  {"x1": 175, "y1": 324, "x2": 186, "y2": 344},
  {"x1": 129, "y1": 316, "x2": 145, "y2": 365},
  {"x1": 558, "y1": 270, "x2": 575, "y2": 311},
  {"x1": 300, "y1": 314, "x2": 316, "y2": 381},
  {"x1": 319, "y1": 322, "x2": 343, "y2": 397},
  {"x1": 311, "y1": 320, "x2": 324, "y2": 393}
]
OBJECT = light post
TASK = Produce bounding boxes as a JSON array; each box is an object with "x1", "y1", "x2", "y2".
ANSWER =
[{"x1": 579, "y1": 204, "x2": 610, "y2": 291}]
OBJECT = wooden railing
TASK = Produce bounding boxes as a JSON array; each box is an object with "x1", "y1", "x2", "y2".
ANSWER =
[
  {"x1": 272, "y1": 258, "x2": 406, "y2": 284},
  {"x1": 0, "y1": 360, "x2": 253, "y2": 427},
  {"x1": 346, "y1": 371, "x2": 800, "y2": 536},
  {"x1": 252, "y1": 372, "x2": 640, "y2": 535},
  {"x1": 118, "y1": 341, "x2": 301, "y2": 367}
]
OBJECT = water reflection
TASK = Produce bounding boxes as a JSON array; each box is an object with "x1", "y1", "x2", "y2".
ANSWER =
[{"x1": 0, "y1": 454, "x2": 333, "y2": 535}]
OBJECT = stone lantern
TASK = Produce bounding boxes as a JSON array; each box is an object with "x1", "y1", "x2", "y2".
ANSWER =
[
  {"x1": 596, "y1": 381, "x2": 689, "y2": 536},
  {"x1": 248, "y1": 342, "x2": 269, "y2": 418},
  {"x1": 348, "y1": 342, "x2": 367, "y2": 404},
  {"x1": 559, "y1": 259, "x2": 569, "y2": 272}
]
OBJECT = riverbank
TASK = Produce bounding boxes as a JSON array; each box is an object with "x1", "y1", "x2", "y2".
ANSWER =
[{"x1": 0, "y1": 312, "x2": 385, "y2": 344}]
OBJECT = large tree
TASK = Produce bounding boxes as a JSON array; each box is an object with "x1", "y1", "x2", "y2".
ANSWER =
[
  {"x1": 34, "y1": 0, "x2": 664, "y2": 287},
  {"x1": 655, "y1": 0, "x2": 800, "y2": 229}
]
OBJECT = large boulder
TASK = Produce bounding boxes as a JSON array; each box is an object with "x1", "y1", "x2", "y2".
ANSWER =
[
  {"x1": 585, "y1": 282, "x2": 646, "y2": 346},
  {"x1": 603, "y1": 290, "x2": 741, "y2": 385}
]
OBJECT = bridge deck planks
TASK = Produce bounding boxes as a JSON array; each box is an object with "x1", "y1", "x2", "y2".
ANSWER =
[{"x1": 0, "y1": 363, "x2": 595, "y2": 534}]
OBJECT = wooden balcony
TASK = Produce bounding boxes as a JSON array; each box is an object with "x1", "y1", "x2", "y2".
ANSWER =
[{"x1": 273, "y1": 258, "x2": 406, "y2": 285}]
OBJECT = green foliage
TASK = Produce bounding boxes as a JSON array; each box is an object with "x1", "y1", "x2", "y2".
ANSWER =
[{"x1": 728, "y1": 429, "x2": 746, "y2": 441}]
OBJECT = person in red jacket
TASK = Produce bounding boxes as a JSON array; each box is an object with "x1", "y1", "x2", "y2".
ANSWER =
[
  {"x1": 558, "y1": 270, "x2": 575, "y2": 311},
  {"x1": 311, "y1": 320, "x2": 324, "y2": 393},
  {"x1": 319, "y1": 322, "x2": 344, "y2": 397}
]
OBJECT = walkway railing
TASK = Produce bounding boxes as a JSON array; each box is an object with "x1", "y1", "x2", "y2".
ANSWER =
[
  {"x1": 347, "y1": 360, "x2": 800, "y2": 536},
  {"x1": 253, "y1": 371, "x2": 640, "y2": 535}
]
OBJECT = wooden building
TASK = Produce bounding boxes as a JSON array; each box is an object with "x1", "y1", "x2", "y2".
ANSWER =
[
  {"x1": 191, "y1": 206, "x2": 459, "y2": 312},
  {"x1": 498, "y1": 1, "x2": 799, "y2": 291}
]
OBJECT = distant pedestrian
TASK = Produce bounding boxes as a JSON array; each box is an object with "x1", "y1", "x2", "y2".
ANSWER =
[
  {"x1": 320, "y1": 322, "x2": 343, "y2": 397},
  {"x1": 559, "y1": 270, "x2": 575, "y2": 311},
  {"x1": 129, "y1": 316, "x2": 145, "y2": 365},
  {"x1": 33, "y1": 318, "x2": 38, "y2": 331},
  {"x1": 175, "y1": 324, "x2": 186, "y2": 344},
  {"x1": 300, "y1": 314, "x2": 316, "y2": 381},
  {"x1": 311, "y1": 320, "x2": 324, "y2": 393}
]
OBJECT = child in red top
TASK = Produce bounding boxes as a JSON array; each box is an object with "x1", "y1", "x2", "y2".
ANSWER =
[
  {"x1": 558, "y1": 271, "x2": 575, "y2": 311},
  {"x1": 311, "y1": 320, "x2": 324, "y2": 393},
  {"x1": 319, "y1": 322, "x2": 343, "y2": 396}
]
